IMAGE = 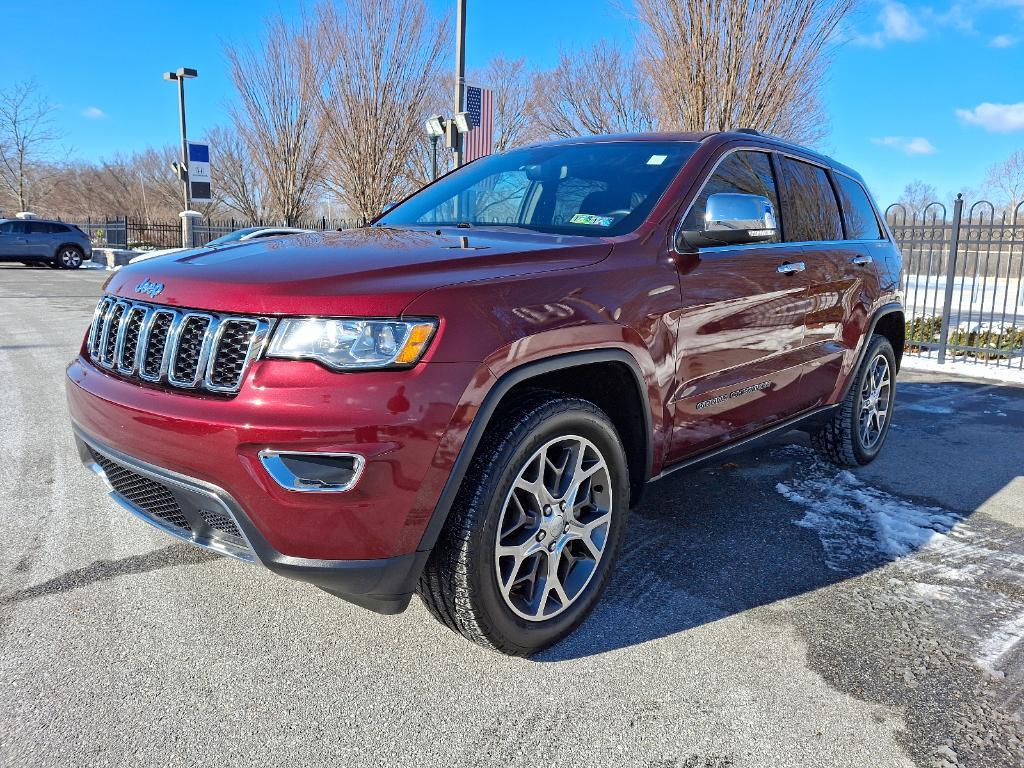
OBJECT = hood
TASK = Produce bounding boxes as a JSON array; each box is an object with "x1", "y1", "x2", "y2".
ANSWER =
[{"x1": 104, "y1": 227, "x2": 612, "y2": 316}]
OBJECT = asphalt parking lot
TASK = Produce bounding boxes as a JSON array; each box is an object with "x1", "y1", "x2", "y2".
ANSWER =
[{"x1": 1, "y1": 264, "x2": 1022, "y2": 768}]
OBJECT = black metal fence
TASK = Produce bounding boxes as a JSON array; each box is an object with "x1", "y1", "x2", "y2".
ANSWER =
[
  {"x1": 68, "y1": 216, "x2": 359, "y2": 249},
  {"x1": 886, "y1": 197, "x2": 1024, "y2": 371}
]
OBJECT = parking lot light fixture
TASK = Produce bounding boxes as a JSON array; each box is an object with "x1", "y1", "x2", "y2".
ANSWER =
[{"x1": 425, "y1": 115, "x2": 447, "y2": 181}]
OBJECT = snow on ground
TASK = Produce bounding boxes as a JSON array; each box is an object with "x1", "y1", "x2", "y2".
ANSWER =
[
  {"x1": 776, "y1": 463, "x2": 961, "y2": 571},
  {"x1": 775, "y1": 447, "x2": 1024, "y2": 681},
  {"x1": 901, "y1": 354, "x2": 1024, "y2": 385},
  {"x1": 977, "y1": 613, "x2": 1024, "y2": 675}
]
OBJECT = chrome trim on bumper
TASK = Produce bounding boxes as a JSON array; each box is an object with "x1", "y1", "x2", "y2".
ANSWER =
[
  {"x1": 74, "y1": 427, "x2": 257, "y2": 564},
  {"x1": 258, "y1": 449, "x2": 366, "y2": 493}
]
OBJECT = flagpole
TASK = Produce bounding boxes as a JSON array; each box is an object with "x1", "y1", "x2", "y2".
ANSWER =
[{"x1": 453, "y1": 0, "x2": 467, "y2": 168}]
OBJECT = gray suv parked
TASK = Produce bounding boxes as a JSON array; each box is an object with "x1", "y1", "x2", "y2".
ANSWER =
[{"x1": 0, "y1": 219, "x2": 93, "y2": 269}]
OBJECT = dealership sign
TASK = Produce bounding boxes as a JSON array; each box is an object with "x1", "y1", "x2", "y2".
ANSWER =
[{"x1": 188, "y1": 142, "x2": 212, "y2": 203}]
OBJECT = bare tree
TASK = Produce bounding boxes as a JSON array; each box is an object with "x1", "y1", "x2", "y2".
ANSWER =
[
  {"x1": 634, "y1": 0, "x2": 855, "y2": 145},
  {"x1": 315, "y1": 0, "x2": 450, "y2": 224},
  {"x1": 983, "y1": 150, "x2": 1024, "y2": 215},
  {"x1": 892, "y1": 180, "x2": 937, "y2": 217},
  {"x1": 226, "y1": 14, "x2": 325, "y2": 225},
  {"x1": 0, "y1": 81, "x2": 64, "y2": 211},
  {"x1": 895, "y1": 179, "x2": 939, "y2": 216},
  {"x1": 532, "y1": 43, "x2": 657, "y2": 139},
  {"x1": 473, "y1": 56, "x2": 533, "y2": 151},
  {"x1": 207, "y1": 125, "x2": 268, "y2": 222}
]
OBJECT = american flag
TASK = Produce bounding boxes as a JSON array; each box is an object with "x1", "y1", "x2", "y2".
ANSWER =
[{"x1": 463, "y1": 84, "x2": 494, "y2": 163}]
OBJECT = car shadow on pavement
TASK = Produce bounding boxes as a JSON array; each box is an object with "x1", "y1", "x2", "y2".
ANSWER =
[
  {"x1": 0, "y1": 544, "x2": 219, "y2": 607},
  {"x1": 538, "y1": 377, "x2": 1024, "y2": 661}
]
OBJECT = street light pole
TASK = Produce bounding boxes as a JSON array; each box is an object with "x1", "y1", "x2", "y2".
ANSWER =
[
  {"x1": 453, "y1": 0, "x2": 467, "y2": 168},
  {"x1": 175, "y1": 75, "x2": 190, "y2": 212},
  {"x1": 163, "y1": 67, "x2": 198, "y2": 247}
]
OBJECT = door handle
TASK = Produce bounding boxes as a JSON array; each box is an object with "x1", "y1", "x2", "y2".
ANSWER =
[
  {"x1": 777, "y1": 261, "x2": 806, "y2": 274},
  {"x1": 851, "y1": 254, "x2": 873, "y2": 265}
]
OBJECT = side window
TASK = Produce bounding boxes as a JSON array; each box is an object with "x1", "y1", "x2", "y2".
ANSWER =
[
  {"x1": 28, "y1": 222, "x2": 51, "y2": 235},
  {"x1": 835, "y1": 174, "x2": 883, "y2": 240},
  {"x1": 49, "y1": 223, "x2": 70, "y2": 234},
  {"x1": 777, "y1": 157, "x2": 843, "y2": 242},
  {"x1": 2, "y1": 221, "x2": 29, "y2": 234},
  {"x1": 683, "y1": 150, "x2": 780, "y2": 243},
  {"x1": 0, "y1": 222, "x2": 15, "y2": 234}
]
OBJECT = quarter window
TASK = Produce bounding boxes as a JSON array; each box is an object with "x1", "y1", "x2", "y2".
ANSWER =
[
  {"x1": 777, "y1": 157, "x2": 843, "y2": 242},
  {"x1": 835, "y1": 174, "x2": 883, "y2": 240},
  {"x1": 683, "y1": 150, "x2": 780, "y2": 243}
]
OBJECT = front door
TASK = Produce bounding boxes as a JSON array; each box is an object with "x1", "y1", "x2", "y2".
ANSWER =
[{"x1": 666, "y1": 149, "x2": 814, "y2": 462}]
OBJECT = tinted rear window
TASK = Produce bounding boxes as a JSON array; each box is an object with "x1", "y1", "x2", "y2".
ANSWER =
[
  {"x1": 835, "y1": 174, "x2": 883, "y2": 240},
  {"x1": 778, "y1": 157, "x2": 843, "y2": 243}
]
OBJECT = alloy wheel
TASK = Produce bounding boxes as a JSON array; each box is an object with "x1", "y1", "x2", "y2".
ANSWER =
[
  {"x1": 859, "y1": 353, "x2": 892, "y2": 449},
  {"x1": 494, "y1": 434, "x2": 613, "y2": 621},
  {"x1": 60, "y1": 248, "x2": 82, "y2": 268}
]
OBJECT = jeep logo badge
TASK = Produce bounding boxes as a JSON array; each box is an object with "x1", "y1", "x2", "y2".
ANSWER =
[{"x1": 135, "y1": 278, "x2": 165, "y2": 299}]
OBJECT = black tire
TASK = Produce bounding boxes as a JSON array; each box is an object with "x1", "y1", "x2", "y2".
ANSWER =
[
  {"x1": 56, "y1": 246, "x2": 84, "y2": 269},
  {"x1": 811, "y1": 334, "x2": 896, "y2": 467},
  {"x1": 418, "y1": 392, "x2": 630, "y2": 656}
]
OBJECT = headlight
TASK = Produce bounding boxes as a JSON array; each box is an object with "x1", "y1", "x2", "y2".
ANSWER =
[{"x1": 266, "y1": 318, "x2": 437, "y2": 370}]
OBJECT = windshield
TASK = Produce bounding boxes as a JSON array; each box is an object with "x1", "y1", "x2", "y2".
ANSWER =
[
  {"x1": 379, "y1": 141, "x2": 699, "y2": 237},
  {"x1": 207, "y1": 227, "x2": 263, "y2": 246}
]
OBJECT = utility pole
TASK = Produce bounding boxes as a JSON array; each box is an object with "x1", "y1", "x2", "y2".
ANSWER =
[
  {"x1": 163, "y1": 67, "x2": 198, "y2": 247},
  {"x1": 452, "y1": 0, "x2": 467, "y2": 168}
]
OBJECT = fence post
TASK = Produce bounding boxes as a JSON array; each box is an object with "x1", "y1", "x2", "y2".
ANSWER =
[{"x1": 936, "y1": 194, "x2": 964, "y2": 364}]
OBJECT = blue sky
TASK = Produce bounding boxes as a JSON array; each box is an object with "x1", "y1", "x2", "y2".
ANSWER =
[{"x1": 1, "y1": 0, "x2": 1022, "y2": 205}]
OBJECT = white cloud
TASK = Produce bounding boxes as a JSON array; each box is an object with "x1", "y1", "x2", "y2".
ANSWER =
[
  {"x1": 989, "y1": 34, "x2": 1018, "y2": 47},
  {"x1": 82, "y1": 106, "x2": 106, "y2": 119},
  {"x1": 955, "y1": 102, "x2": 1024, "y2": 133},
  {"x1": 855, "y1": 2, "x2": 926, "y2": 47},
  {"x1": 872, "y1": 136, "x2": 937, "y2": 155}
]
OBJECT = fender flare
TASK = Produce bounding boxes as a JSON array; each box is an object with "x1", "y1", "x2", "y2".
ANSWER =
[
  {"x1": 839, "y1": 301, "x2": 904, "y2": 401},
  {"x1": 416, "y1": 348, "x2": 653, "y2": 554}
]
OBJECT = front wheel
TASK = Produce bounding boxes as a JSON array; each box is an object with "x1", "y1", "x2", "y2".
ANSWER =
[
  {"x1": 57, "y1": 246, "x2": 83, "y2": 269},
  {"x1": 811, "y1": 334, "x2": 896, "y2": 466},
  {"x1": 418, "y1": 393, "x2": 629, "y2": 655}
]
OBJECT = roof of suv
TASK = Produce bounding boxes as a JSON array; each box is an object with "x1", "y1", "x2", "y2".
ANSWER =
[
  {"x1": 0, "y1": 218, "x2": 74, "y2": 226},
  {"x1": 527, "y1": 130, "x2": 864, "y2": 184}
]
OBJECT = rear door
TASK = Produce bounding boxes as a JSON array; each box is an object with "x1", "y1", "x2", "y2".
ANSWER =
[
  {"x1": 776, "y1": 157, "x2": 878, "y2": 407},
  {"x1": 666, "y1": 149, "x2": 815, "y2": 461},
  {"x1": 27, "y1": 221, "x2": 57, "y2": 259}
]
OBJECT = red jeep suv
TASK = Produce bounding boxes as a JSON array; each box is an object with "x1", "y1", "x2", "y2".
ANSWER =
[{"x1": 67, "y1": 131, "x2": 903, "y2": 655}]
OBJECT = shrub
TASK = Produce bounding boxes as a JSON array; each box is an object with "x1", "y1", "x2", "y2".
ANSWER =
[{"x1": 904, "y1": 316, "x2": 1024, "y2": 360}]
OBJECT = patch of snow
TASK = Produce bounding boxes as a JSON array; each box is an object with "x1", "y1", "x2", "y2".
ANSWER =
[
  {"x1": 901, "y1": 354, "x2": 1024, "y2": 385},
  {"x1": 776, "y1": 465, "x2": 961, "y2": 572},
  {"x1": 976, "y1": 612, "x2": 1024, "y2": 674},
  {"x1": 902, "y1": 402, "x2": 955, "y2": 414}
]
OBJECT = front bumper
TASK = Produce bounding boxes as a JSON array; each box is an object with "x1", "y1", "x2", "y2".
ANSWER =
[
  {"x1": 74, "y1": 426, "x2": 429, "y2": 613},
  {"x1": 67, "y1": 353, "x2": 482, "y2": 611}
]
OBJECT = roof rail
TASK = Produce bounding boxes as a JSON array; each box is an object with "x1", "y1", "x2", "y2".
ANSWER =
[{"x1": 735, "y1": 127, "x2": 760, "y2": 135}]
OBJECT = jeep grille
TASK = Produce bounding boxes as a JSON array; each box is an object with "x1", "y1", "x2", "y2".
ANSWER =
[{"x1": 87, "y1": 297, "x2": 271, "y2": 395}]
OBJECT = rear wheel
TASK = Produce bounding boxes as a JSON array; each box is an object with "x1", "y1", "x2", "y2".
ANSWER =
[
  {"x1": 57, "y1": 246, "x2": 83, "y2": 269},
  {"x1": 418, "y1": 393, "x2": 629, "y2": 655},
  {"x1": 811, "y1": 334, "x2": 896, "y2": 466}
]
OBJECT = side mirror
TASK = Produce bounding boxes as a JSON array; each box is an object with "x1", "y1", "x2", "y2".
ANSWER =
[{"x1": 676, "y1": 193, "x2": 778, "y2": 251}]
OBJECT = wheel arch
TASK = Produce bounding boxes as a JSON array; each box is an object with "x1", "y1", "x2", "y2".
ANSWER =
[
  {"x1": 839, "y1": 302, "x2": 904, "y2": 401},
  {"x1": 417, "y1": 349, "x2": 653, "y2": 554},
  {"x1": 54, "y1": 242, "x2": 85, "y2": 260}
]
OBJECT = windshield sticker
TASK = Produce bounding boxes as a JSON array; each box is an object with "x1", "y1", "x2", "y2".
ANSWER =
[
  {"x1": 647, "y1": 154, "x2": 668, "y2": 165},
  {"x1": 570, "y1": 213, "x2": 614, "y2": 226}
]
